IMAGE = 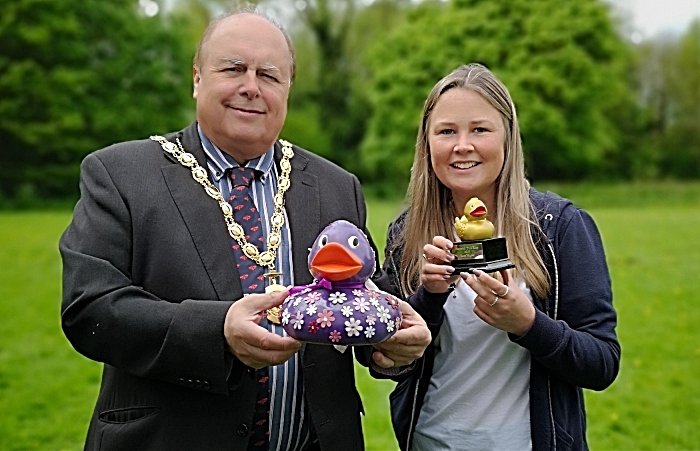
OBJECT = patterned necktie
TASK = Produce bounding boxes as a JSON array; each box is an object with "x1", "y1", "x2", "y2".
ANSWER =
[
  {"x1": 229, "y1": 167, "x2": 270, "y2": 449},
  {"x1": 230, "y1": 166, "x2": 266, "y2": 293}
]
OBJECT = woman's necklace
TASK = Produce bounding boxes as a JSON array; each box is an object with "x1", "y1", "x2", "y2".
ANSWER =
[{"x1": 150, "y1": 135, "x2": 294, "y2": 322}]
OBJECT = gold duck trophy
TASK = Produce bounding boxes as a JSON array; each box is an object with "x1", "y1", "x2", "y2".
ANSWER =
[{"x1": 451, "y1": 197, "x2": 514, "y2": 274}]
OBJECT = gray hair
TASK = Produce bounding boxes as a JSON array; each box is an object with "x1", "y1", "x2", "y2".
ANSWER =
[{"x1": 193, "y1": 3, "x2": 296, "y2": 84}]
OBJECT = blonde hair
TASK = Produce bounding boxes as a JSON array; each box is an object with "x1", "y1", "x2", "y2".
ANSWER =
[{"x1": 395, "y1": 63, "x2": 550, "y2": 299}]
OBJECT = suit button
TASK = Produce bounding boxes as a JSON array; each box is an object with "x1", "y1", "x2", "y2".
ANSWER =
[
  {"x1": 202, "y1": 381, "x2": 211, "y2": 390},
  {"x1": 236, "y1": 424, "x2": 248, "y2": 437},
  {"x1": 195, "y1": 380, "x2": 202, "y2": 388},
  {"x1": 187, "y1": 379, "x2": 194, "y2": 387},
  {"x1": 178, "y1": 378, "x2": 185, "y2": 385}
]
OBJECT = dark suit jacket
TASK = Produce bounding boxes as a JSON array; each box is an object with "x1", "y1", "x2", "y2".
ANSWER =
[{"x1": 60, "y1": 123, "x2": 386, "y2": 451}]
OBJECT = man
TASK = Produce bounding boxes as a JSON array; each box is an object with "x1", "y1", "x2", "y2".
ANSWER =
[{"x1": 59, "y1": 5, "x2": 430, "y2": 451}]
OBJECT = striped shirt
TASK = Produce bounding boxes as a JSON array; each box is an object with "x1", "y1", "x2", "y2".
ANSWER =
[{"x1": 198, "y1": 126, "x2": 313, "y2": 451}]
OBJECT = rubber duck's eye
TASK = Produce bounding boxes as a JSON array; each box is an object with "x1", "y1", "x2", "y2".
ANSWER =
[
  {"x1": 348, "y1": 236, "x2": 360, "y2": 248},
  {"x1": 319, "y1": 235, "x2": 328, "y2": 247}
]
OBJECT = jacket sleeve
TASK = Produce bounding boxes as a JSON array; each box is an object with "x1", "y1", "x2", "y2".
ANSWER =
[
  {"x1": 512, "y1": 207, "x2": 620, "y2": 390},
  {"x1": 59, "y1": 152, "x2": 236, "y2": 395}
]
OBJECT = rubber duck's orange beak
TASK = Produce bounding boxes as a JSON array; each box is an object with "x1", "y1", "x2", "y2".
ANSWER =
[
  {"x1": 470, "y1": 205, "x2": 487, "y2": 218},
  {"x1": 311, "y1": 242, "x2": 363, "y2": 281}
]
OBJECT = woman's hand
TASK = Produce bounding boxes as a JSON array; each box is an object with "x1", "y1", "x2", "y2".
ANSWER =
[
  {"x1": 421, "y1": 236, "x2": 460, "y2": 293},
  {"x1": 463, "y1": 269, "x2": 536, "y2": 336}
]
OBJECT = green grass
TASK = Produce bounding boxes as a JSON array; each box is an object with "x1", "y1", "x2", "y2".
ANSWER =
[
  {"x1": 1, "y1": 182, "x2": 699, "y2": 450},
  {"x1": 583, "y1": 207, "x2": 700, "y2": 449},
  {"x1": 0, "y1": 213, "x2": 102, "y2": 450},
  {"x1": 533, "y1": 180, "x2": 700, "y2": 209}
]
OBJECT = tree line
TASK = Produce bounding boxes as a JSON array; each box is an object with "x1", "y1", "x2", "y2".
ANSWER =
[{"x1": 1, "y1": 0, "x2": 698, "y2": 205}]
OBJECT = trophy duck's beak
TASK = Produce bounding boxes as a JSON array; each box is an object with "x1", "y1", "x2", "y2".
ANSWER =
[
  {"x1": 470, "y1": 205, "x2": 487, "y2": 218},
  {"x1": 310, "y1": 242, "x2": 363, "y2": 281}
]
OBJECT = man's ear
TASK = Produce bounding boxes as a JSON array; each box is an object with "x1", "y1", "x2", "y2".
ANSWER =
[{"x1": 192, "y1": 66, "x2": 200, "y2": 99}]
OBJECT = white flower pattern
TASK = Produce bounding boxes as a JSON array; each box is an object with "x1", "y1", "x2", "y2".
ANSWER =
[
  {"x1": 377, "y1": 306, "x2": 391, "y2": 323},
  {"x1": 364, "y1": 325, "x2": 376, "y2": 339},
  {"x1": 341, "y1": 305, "x2": 353, "y2": 317},
  {"x1": 345, "y1": 318, "x2": 363, "y2": 337},
  {"x1": 329, "y1": 292, "x2": 347, "y2": 304},
  {"x1": 386, "y1": 320, "x2": 395, "y2": 333},
  {"x1": 282, "y1": 285, "x2": 400, "y2": 342}
]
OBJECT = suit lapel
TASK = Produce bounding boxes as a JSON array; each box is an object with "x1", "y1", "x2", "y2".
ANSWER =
[
  {"x1": 277, "y1": 143, "x2": 320, "y2": 286},
  {"x1": 160, "y1": 123, "x2": 243, "y2": 301},
  {"x1": 159, "y1": 133, "x2": 319, "y2": 300}
]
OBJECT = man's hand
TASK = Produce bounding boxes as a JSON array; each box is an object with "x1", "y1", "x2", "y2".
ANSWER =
[
  {"x1": 224, "y1": 290, "x2": 301, "y2": 369},
  {"x1": 372, "y1": 300, "x2": 431, "y2": 368}
]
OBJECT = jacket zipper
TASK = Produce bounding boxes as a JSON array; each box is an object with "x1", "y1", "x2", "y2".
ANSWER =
[
  {"x1": 406, "y1": 357, "x2": 425, "y2": 450},
  {"x1": 393, "y1": 248, "x2": 422, "y2": 451},
  {"x1": 546, "y1": 241, "x2": 559, "y2": 450},
  {"x1": 387, "y1": 248, "x2": 419, "y2": 451}
]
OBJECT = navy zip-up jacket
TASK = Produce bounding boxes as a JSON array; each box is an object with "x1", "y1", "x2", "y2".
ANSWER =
[{"x1": 382, "y1": 188, "x2": 620, "y2": 451}]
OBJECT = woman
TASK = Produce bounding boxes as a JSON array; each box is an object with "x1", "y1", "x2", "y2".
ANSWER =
[{"x1": 384, "y1": 64, "x2": 620, "y2": 450}]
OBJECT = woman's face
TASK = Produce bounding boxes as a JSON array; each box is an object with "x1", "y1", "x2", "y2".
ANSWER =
[{"x1": 427, "y1": 88, "x2": 505, "y2": 213}]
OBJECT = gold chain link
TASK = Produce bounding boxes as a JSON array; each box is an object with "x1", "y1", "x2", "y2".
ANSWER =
[{"x1": 150, "y1": 135, "x2": 294, "y2": 270}]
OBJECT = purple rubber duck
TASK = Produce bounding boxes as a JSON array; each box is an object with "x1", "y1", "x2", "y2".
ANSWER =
[{"x1": 281, "y1": 220, "x2": 402, "y2": 345}]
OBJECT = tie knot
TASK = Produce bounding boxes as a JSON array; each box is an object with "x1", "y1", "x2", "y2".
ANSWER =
[{"x1": 230, "y1": 166, "x2": 259, "y2": 188}]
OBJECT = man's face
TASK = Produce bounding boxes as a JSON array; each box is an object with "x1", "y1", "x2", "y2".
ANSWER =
[{"x1": 193, "y1": 14, "x2": 292, "y2": 163}]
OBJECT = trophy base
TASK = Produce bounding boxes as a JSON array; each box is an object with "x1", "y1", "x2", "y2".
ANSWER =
[
  {"x1": 452, "y1": 258, "x2": 515, "y2": 274},
  {"x1": 451, "y1": 237, "x2": 515, "y2": 275}
]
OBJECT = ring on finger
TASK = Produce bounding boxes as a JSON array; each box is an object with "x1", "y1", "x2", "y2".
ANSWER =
[
  {"x1": 489, "y1": 295, "x2": 499, "y2": 307},
  {"x1": 422, "y1": 253, "x2": 427, "y2": 260},
  {"x1": 500, "y1": 286, "x2": 509, "y2": 298}
]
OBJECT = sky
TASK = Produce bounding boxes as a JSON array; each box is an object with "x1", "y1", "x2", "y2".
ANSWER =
[{"x1": 607, "y1": 0, "x2": 700, "y2": 41}]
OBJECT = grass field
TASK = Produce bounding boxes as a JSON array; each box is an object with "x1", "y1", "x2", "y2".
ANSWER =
[{"x1": 1, "y1": 181, "x2": 699, "y2": 450}]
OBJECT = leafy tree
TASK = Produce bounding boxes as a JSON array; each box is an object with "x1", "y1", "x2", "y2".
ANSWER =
[
  {"x1": 0, "y1": 0, "x2": 193, "y2": 202},
  {"x1": 282, "y1": 0, "x2": 412, "y2": 174},
  {"x1": 295, "y1": 0, "x2": 357, "y2": 165},
  {"x1": 624, "y1": 36, "x2": 675, "y2": 179},
  {"x1": 659, "y1": 20, "x2": 700, "y2": 178},
  {"x1": 361, "y1": 0, "x2": 637, "y2": 192},
  {"x1": 632, "y1": 19, "x2": 700, "y2": 179}
]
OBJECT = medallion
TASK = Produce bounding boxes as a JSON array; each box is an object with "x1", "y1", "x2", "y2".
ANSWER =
[{"x1": 264, "y1": 271, "x2": 285, "y2": 324}]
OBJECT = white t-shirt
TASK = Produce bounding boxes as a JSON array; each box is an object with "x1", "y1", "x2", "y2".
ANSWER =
[{"x1": 413, "y1": 277, "x2": 532, "y2": 451}]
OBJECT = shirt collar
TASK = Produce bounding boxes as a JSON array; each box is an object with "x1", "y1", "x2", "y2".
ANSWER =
[{"x1": 197, "y1": 124, "x2": 275, "y2": 183}]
